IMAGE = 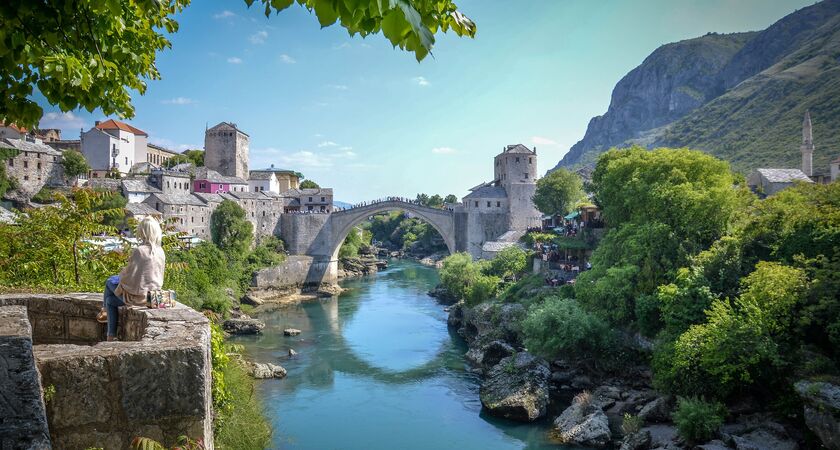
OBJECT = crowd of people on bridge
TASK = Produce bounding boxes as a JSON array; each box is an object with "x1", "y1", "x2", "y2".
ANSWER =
[{"x1": 335, "y1": 197, "x2": 455, "y2": 212}]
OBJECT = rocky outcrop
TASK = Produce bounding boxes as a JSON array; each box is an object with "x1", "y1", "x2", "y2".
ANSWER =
[
  {"x1": 465, "y1": 340, "x2": 516, "y2": 371},
  {"x1": 338, "y1": 256, "x2": 387, "y2": 279},
  {"x1": 479, "y1": 352, "x2": 550, "y2": 422},
  {"x1": 553, "y1": 392, "x2": 612, "y2": 448},
  {"x1": 719, "y1": 413, "x2": 800, "y2": 450},
  {"x1": 795, "y1": 380, "x2": 840, "y2": 449},
  {"x1": 638, "y1": 396, "x2": 674, "y2": 423},
  {"x1": 459, "y1": 302, "x2": 526, "y2": 347},
  {"x1": 619, "y1": 430, "x2": 652, "y2": 450},
  {"x1": 427, "y1": 285, "x2": 457, "y2": 305},
  {"x1": 248, "y1": 362, "x2": 287, "y2": 379},
  {"x1": 223, "y1": 317, "x2": 265, "y2": 335}
]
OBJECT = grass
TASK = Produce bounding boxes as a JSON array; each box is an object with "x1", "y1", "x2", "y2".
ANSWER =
[{"x1": 213, "y1": 360, "x2": 272, "y2": 449}]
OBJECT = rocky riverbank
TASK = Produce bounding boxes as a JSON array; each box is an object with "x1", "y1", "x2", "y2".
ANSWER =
[{"x1": 439, "y1": 288, "x2": 825, "y2": 449}]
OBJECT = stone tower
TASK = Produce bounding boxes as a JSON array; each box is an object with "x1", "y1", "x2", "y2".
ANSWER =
[
  {"x1": 494, "y1": 144, "x2": 541, "y2": 230},
  {"x1": 801, "y1": 111, "x2": 814, "y2": 177},
  {"x1": 204, "y1": 122, "x2": 249, "y2": 179}
]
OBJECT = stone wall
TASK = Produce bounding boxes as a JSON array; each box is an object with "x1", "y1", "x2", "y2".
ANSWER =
[
  {"x1": 0, "y1": 306, "x2": 51, "y2": 449},
  {"x1": 0, "y1": 294, "x2": 213, "y2": 450},
  {"x1": 252, "y1": 255, "x2": 338, "y2": 290},
  {"x1": 280, "y1": 213, "x2": 332, "y2": 255}
]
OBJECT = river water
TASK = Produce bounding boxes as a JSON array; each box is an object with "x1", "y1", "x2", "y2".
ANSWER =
[{"x1": 235, "y1": 259, "x2": 565, "y2": 450}]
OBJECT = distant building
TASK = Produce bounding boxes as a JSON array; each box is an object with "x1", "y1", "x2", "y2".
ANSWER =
[
  {"x1": 280, "y1": 188, "x2": 334, "y2": 212},
  {"x1": 0, "y1": 124, "x2": 27, "y2": 140},
  {"x1": 831, "y1": 156, "x2": 840, "y2": 182},
  {"x1": 122, "y1": 178, "x2": 163, "y2": 203},
  {"x1": 81, "y1": 119, "x2": 149, "y2": 177},
  {"x1": 748, "y1": 111, "x2": 836, "y2": 196},
  {"x1": 0, "y1": 136, "x2": 64, "y2": 202},
  {"x1": 146, "y1": 143, "x2": 180, "y2": 167},
  {"x1": 193, "y1": 167, "x2": 249, "y2": 194},
  {"x1": 248, "y1": 170, "x2": 279, "y2": 193},
  {"x1": 250, "y1": 164, "x2": 300, "y2": 192},
  {"x1": 204, "y1": 122, "x2": 249, "y2": 180},
  {"x1": 149, "y1": 169, "x2": 192, "y2": 196}
]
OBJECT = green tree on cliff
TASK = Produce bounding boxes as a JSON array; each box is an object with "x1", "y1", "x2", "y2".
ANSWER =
[
  {"x1": 300, "y1": 179, "x2": 320, "y2": 189},
  {"x1": 532, "y1": 168, "x2": 585, "y2": 216},
  {"x1": 1, "y1": 0, "x2": 476, "y2": 129},
  {"x1": 211, "y1": 200, "x2": 253, "y2": 257}
]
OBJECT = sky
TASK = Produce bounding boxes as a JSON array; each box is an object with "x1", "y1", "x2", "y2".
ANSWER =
[{"x1": 37, "y1": 0, "x2": 816, "y2": 203}]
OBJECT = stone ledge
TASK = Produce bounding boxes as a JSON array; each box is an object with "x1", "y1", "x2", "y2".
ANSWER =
[{"x1": 0, "y1": 294, "x2": 214, "y2": 450}]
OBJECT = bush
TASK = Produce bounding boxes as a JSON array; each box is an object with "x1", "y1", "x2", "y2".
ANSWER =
[
  {"x1": 486, "y1": 246, "x2": 527, "y2": 280},
  {"x1": 621, "y1": 413, "x2": 642, "y2": 435},
  {"x1": 210, "y1": 200, "x2": 253, "y2": 257},
  {"x1": 439, "y1": 252, "x2": 481, "y2": 300},
  {"x1": 672, "y1": 397, "x2": 725, "y2": 443},
  {"x1": 522, "y1": 296, "x2": 615, "y2": 363},
  {"x1": 464, "y1": 274, "x2": 501, "y2": 306},
  {"x1": 635, "y1": 294, "x2": 663, "y2": 338}
]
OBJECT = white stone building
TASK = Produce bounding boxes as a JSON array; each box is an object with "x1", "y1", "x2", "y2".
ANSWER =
[
  {"x1": 248, "y1": 170, "x2": 279, "y2": 193},
  {"x1": 81, "y1": 119, "x2": 148, "y2": 177}
]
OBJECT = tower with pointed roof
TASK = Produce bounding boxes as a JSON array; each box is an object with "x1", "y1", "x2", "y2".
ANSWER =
[
  {"x1": 204, "y1": 122, "x2": 249, "y2": 180},
  {"x1": 801, "y1": 110, "x2": 814, "y2": 177}
]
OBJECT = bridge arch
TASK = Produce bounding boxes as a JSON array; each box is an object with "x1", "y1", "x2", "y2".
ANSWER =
[{"x1": 327, "y1": 200, "x2": 457, "y2": 262}]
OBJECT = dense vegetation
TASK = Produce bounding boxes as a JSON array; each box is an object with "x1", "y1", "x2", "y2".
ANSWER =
[
  {"x1": 532, "y1": 168, "x2": 585, "y2": 216},
  {"x1": 444, "y1": 145, "x2": 840, "y2": 434}
]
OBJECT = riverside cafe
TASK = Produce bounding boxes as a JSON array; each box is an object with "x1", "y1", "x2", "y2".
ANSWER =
[{"x1": 541, "y1": 204, "x2": 603, "y2": 232}]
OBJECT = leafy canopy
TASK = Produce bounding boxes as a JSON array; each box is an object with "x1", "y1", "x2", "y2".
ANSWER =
[
  {"x1": 61, "y1": 150, "x2": 90, "y2": 179},
  {"x1": 532, "y1": 168, "x2": 584, "y2": 216},
  {"x1": 2, "y1": 0, "x2": 475, "y2": 129},
  {"x1": 210, "y1": 200, "x2": 254, "y2": 257},
  {"x1": 299, "y1": 179, "x2": 320, "y2": 189}
]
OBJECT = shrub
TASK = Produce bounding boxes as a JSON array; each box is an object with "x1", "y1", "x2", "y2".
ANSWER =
[
  {"x1": 439, "y1": 252, "x2": 481, "y2": 300},
  {"x1": 621, "y1": 413, "x2": 642, "y2": 435},
  {"x1": 672, "y1": 397, "x2": 725, "y2": 443},
  {"x1": 635, "y1": 294, "x2": 663, "y2": 338},
  {"x1": 210, "y1": 200, "x2": 253, "y2": 258},
  {"x1": 464, "y1": 274, "x2": 501, "y2": 306},
  {"x1": 522, "y1": 296, "x2": 614, "y2": 362},
  {"x1": 486, "y1": 246, "x2": 528, "y2": 280}
]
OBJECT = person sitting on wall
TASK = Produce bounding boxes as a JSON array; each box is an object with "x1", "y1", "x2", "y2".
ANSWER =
[{"x1": 96, "y1": 217, "x2": 166, "y2": 341}]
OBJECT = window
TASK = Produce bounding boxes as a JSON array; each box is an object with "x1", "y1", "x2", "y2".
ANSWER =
[
  {"x1": 474, "y1": 201, "x2": 478, "y2": 207},
  {"x1": 516, "y1": 157, "x2": 520, "y2": 163},
  {"x1": 23, "y1": 175, "x2": 29, "y2": 180},
  {"x1": 262, "y1": 211, "x2": 266, "y2": 217},
  {"x1": 529, "y1": 157, "x2": 532, "y2": 164},
  {"x1": 7, "y1": 159, "x2": 12, "y2": 167},
  {"x1": 36, "y1": 153, "x2": 40, "y2": 159},
  {"x1": 321, "y1": 197, "x2": 325, "y2": 202},
  {"x1": 487, "y1": 201, "x2": 491, "y2": 207},
  {"x1": 497, "y1": 201, "x2": 501, "y2": 207},
  {"x1": 524, "y1": 173, "x2": 528, "y2": 179},
  {"x1": 125, "y1": 157, "x2": 128, "y2": 165},
  {"x1": 308, "y1": 197, "x2": 313, "y2": 202},
  {"x1": 167, "y1": 181, "x2": 170, "y2": 188},
  {"x1": 53, "y1": 156, "x2": 57, "y2": 162},
  {"x1": 37, "y1": 162, "x2": 41, "y2": 170},
  {"x1": 191, "y1": 216, "x2": 194, "y2": 223},
  {"x1": 23, "y1": 161, "x2": 28, "y2": 168},
  {"x1": 320, "y1": 205, "x2": 326, "y2": 211}
]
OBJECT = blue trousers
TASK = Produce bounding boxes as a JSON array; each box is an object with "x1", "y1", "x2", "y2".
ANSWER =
[{"x1": 104, "y1": 275, "x2": 125, "y2": 337}]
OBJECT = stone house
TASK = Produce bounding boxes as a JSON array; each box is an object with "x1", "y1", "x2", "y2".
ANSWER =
[
  {"x1": 149, "y1": 169, "x2": 192, "y2": 196},
  {"x1": 0, "y1": 124, "x2": 27, "y2": 140},
  {"x1": 250, "y1": 164, "x2": 299, "y2": 192},
  {"x1": 297, "y1": 188, "x2": 334, "y2": 212},
  {"x1": 146, "y1": 143, "x2": 179, "y2": 168},
  {"x1": 122, "y1": 178, "x2": 163, "y2": 203},
  {"x1": 193, "y1": 167, "x2": 249, "y2": 194},
  {"x1": 1, "y1": 137, "x2": 65, "y2": 202},
  {"x1": 248, "y1": 170, "x2": 279, "y2": 193},
  {"x1": 747, "y1": 168, "x2": 813, "y2": 197},
  {"x1": 81, "y1": 119, "x2": 148, "y2": 177},
  {"x1": 125, "y1": 202, "x2": 163, "y2": 223},
  {"x1": 143, "y1": 193, "x2": 212, "y2": 238}
]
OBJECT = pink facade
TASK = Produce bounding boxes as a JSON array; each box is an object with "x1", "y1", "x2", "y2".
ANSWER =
[{"x1": 193, "y1": 180, "x2": 230, "y2": 193}]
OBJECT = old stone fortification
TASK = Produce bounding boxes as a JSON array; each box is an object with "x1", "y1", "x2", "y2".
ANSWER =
[
  {"x1": 0, "y1": 294, "x2": 213, "y2": 450},
  {"x1": 251, "y1": 255, "x2": 337, "y2": 298}
]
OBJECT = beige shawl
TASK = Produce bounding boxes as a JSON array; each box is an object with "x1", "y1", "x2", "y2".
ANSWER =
[{"x1": 115, "y1": 244, "x2": 166, "y2": 307}]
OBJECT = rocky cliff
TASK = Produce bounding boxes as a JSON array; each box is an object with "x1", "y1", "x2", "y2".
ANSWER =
[{"x1": 553, "y1": 0, "x2": 840, "y2": 173}]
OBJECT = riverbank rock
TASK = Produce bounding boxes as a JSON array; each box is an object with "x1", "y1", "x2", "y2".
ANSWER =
[
  {"x1": 248, "y1": 362, "x2": 287, "y2": 379},
  {"x1": 553, "y1": 392, "x2": 611, "y2": 447},
  {"x1": 795, "y1": 380, "x2": 840, "y2": 449},
  {"x1": 460, "y1": 302, "x2": 526, "y2": 346},
  {"x1": 719, "y1": 413, "x2": 800, "y2": 450},
  {"x1": 223, "y1": 317, "x2": 265, "y2": 335},
  {"x1": 465, "y1": 340, "x2": 516, "y2": 370},
  {"x1": 480, "y1": 352, "x2": 550, "y2": 422},
  {"x1": 428, "y1": 285, "x2": 457, "y2": 305},
  {"x1": 241, "y1": 293, "x2": 264, "y2": 306},
  {"x1": 447, "y1": 302, "x2": 464, "y2": 328},
  {"x1": 284, "y1": 328, "x2": 301, "y2": 336},
  {"x1": 619, "y1": 430, "x2": 652, "y2": 450},
  {"x1": 638, "y1": 396, "x2": 674, "y2": 423}
]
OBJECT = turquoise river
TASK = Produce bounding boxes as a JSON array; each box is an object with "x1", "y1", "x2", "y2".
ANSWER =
[{"x1": 235, "y1": 259, "x2": 571, "y2": 450}]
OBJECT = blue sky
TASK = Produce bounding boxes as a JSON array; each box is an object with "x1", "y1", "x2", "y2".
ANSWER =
[{"x1": 37, "y1": 0, "x2": 814, "y2": 202}]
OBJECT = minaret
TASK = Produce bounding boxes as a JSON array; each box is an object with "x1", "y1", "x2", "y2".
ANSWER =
[{"x1": 801, "y1": 110, "x2": 814, "y2": 177}]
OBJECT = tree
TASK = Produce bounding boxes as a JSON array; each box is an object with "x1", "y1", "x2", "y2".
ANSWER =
[
  {"x1": 2, "y1": 0, "x2": 475, "y2": 129},
  {"x1": 164, "y1": 149, "x2": 204, "y2": 168},
  {"x1": 61, "y1": 150, "x2": 90, "y2": 184},
  {"x1": 444, "y1": 194, "x2": 458, "y2": 204},
  {"x1": 416, "y1": 193, "x2": 430, "y2": 205},
  {"x1": 486, "y1": 246, "x2": 527, "y2": 280},
  {"x1": 427, "y1": 194, "x2": 444, "y2": 208},
  {"x1": 532, "y1": 168, "x2": 584, "y2": 216},
  {"x1": 211, "y1": 200, "x2": 253, "y2": 257},
  {"x1": 300, "y1": 179, "x2": 320, "y2": 189}
]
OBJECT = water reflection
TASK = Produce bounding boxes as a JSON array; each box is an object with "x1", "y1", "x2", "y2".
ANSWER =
[{"x1": 234, "y1": 260, "x2": 565, "y2": 450}]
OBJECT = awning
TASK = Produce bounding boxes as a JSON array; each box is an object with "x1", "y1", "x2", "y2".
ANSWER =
[{"x1": 564, "y1": 211, "x2": 580, "y2": 220}]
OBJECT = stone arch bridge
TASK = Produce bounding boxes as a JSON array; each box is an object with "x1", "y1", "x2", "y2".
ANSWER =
[{"x1": 279, "y1": 199, "x2": 466, "y2": 283}]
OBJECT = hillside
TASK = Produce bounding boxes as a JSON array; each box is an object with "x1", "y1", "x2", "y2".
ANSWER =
[{"x1": 553, "y1": 0, "x2": 840, "y2": 173}]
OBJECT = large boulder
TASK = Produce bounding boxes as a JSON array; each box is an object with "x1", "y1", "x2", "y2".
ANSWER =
[
  {"x1": 248, "y1": 362, "x2": 287, "y2": 379},
  {"x1": 638, "y1": 396, "x2": 674, "y2": 423},
  {"x1": 222, "y1": 317, "x2": 265, "y2": 335},
  {"x1": 720, "y1": 413, "x2": 799, "y2": 450},
  {"x1": 465, "y1": 340, "x2": 516, "y2": 370},
  {"x1": 553, "y1": 392, "x2": 612, "y2": 448},
  {"x1": 480, "y1": 352, "x2": 550, "y2": 422},
  {"x1": 447, "y1": 302, "x2": 464, "y2": 328},
  {"x1": 460, "y1": 302, "x2": 526, "y2": 346},
  {"x1": 795, "y1": 380, "x2": 840, "y2": 449},
  {"x1": 619, "y1": 430, "x2": 652, "y2": 450}
]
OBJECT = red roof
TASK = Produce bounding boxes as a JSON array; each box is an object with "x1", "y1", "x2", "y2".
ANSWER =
[{"x1": 95, "y1": 119, "x2": 147, "y2": 136}]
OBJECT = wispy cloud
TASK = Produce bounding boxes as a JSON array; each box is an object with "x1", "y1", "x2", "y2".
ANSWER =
[
  {"x1": 432, "y1": 147, "x2": 456, "y2": 155},
  {"x1": 249, "y1": 30, "x2": 268, "y2": 44},
  {"x1": 214, "y1": 10, "x2": 236, "y2": 19},
  {"x1": 340, "y1": 146, "x2": 353, "y2": 151},
  {"x1": 279, "y1": 54, "x2": 296, "y2": 64},
  {"x1": 531, "y1": 136, "x2": 559, "y2": 146},
  {"x1": 227, "y1": 57, "x2": 243, "y2": 64},
  {"x1": 161, "y1": 97, "x2": 195, "y2": 105},
  {"x1": 149, "y1": 137, "x2": 199, "y2": 152},
  {"x1": 317, "y1": 141, "x2": 338, "y2": 148},
  {"x1": 332, "y1": 42, "x2": 351, "y2": 50},
  {"x1": 39, "y1": 111, "x2": 87, "y2": 130},
  {"x1": 413, "y1": 76, "x2": 430, "y2": 87},
  {"x1": 326, "y1": 84, "x2": 349, "y2": 90}
]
